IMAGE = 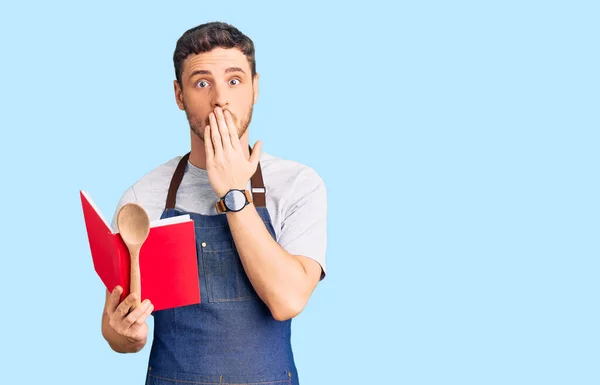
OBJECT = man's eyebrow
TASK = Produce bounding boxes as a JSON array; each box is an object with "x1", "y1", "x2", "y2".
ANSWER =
[
  {"x1": 189, "y1": 70, "x2": 211, "y2": 79},
  {"x1": 225, "y1": 67, "x2": 246, "y2": 74},
  {"x1": 188, "y1": 67, "x2": 246, "y2": 80}
]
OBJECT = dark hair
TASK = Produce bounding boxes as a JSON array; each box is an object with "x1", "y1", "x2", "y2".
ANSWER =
[{"x1": 173, "y1": 21, "x2": 256, "y2": 86}]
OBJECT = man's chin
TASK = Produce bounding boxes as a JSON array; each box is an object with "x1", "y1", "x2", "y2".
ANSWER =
[{"x1": 190, "y1": 127, "x2": 203, "y2": 139}]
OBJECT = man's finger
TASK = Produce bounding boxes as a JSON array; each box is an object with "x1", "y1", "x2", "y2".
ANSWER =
[
  {"x1": 114, "y1": 292, "x2": 138, "y2": 318},
  {"x1": 250, "y1": 140, "x2": 262, "y2": 167},
  {"x1": 209, "y1": 112, "x2": 223, "y2": 155},
  {"x1": 224, "y1": 110, "x2": 242, "y2": 152},
  {"x1": 133, "y1": 302, "x2": 155, "y2": 326},
  {"x1": 215, "y1": 107, "x2": 232, "y2": 149},
  {"x1": 106, "y1": 286, "x2": 123, "y2": 316},
  {"x1": 204, "y1": 125, "x2": 214, "y2": 163},
  {"x1": 123, "y1": 299, "x2": 152, "y2": 327}
]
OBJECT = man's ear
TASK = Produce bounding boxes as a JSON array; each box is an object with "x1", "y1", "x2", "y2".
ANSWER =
[
  {"x1": 252, "y1": 73, "x2": 259, "y2": 105},
  {"x1": 174, "y1": 80, "x2": 185, "y2": 111}
]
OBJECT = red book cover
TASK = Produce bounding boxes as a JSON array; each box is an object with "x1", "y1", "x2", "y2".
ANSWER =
[{"x1": 80, "y1": 190, "x2": 200, "y2": 311}]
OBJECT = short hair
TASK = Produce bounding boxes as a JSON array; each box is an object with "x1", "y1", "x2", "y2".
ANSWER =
[{"x1": 173, "y1": 21, "x2": 256, "y2": 85}]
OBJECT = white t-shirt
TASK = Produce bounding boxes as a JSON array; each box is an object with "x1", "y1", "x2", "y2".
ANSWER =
[{"x1": 110, "y1": 151, "x2": 327, "y2": 278}]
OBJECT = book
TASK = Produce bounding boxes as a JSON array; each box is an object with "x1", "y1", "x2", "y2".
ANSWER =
[{"x1": 80, "y1": 190, "x2": 200, "y2": 311}]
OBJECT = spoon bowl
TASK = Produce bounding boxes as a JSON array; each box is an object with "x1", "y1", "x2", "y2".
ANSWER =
[{"x1": 117, "y1": 203, "x2": 150, "y2": 308}]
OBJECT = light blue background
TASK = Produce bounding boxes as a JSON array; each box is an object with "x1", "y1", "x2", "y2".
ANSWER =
[{"x1": 0, "y1": 1, "x2": 598, "y2": 384}]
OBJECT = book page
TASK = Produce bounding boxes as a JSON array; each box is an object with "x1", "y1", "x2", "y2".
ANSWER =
[
  {"x1": 81, "y1": 190, "x2": 113, "y2": 233},
  {"x1": 150, "y1": 214, "x2": 191, "y2": 228},
  {"x1": 82, "y1": 190, "x2": 191, "y2": 231}
]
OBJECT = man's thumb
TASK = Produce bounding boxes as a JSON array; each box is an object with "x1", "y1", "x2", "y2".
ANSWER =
[{"x1": 250, "y1": 140, "x2": 262, "y2": 166}]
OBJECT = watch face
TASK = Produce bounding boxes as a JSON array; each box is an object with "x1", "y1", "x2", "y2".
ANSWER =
[{"x1": 224, "y1": 190, "x2": 247, "y2": 211}]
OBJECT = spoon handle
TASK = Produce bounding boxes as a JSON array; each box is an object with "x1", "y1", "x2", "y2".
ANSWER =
[{"x1": 130, "y1": 249, "x2": 142, "y2": 308}]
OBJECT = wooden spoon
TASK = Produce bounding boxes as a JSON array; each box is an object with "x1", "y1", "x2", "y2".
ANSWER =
[{"x1": 117, "y1": 203, "x2": 150, "y2": 309}]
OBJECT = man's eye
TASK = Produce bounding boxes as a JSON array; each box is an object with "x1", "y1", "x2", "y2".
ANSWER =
[
  {"x1": 229, "y1": 79, "x2": 240, "y2": 86},
  {"x1": 196, "y1": 80, "x2": 209, "y2": 88}
]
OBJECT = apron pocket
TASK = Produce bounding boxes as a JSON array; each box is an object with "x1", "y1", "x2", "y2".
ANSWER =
[{"x1": 201, "y1": 240, "x2": 258, "y2": 302}]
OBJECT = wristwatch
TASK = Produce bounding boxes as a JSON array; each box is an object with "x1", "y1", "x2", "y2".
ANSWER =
[{"x1": 215, "y1": 189, "x2": 253, "y2": 213}]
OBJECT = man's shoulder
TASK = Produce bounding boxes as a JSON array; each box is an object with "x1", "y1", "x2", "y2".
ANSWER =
[
  {"x1": 260, "y1": 151, "x2": 325, "y2": 196},
  {"x1": 122, "y1": 156, "x2": 183, "y2": 205}
]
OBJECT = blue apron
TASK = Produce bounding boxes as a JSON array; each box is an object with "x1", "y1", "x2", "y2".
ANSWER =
[{"x1": 145, "y1": 153, "x2": 299, "y2": 385}]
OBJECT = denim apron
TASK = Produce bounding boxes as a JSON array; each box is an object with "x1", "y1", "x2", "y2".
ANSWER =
[{"x1": 145, "y1": 153, "x2": 299, "y2": 385}]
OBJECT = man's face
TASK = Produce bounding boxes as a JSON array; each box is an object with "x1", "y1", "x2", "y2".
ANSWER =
[{"x1": 174, "y1": 47, "x2": 258, "y2": 140}]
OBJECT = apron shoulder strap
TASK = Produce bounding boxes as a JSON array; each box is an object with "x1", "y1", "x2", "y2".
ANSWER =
[
  {"x1": 250, "y1": 159, "x2": 266, "y2": 207},
  {"x1": 165, "y1": 152, "x2": 190, "y2": 210}
]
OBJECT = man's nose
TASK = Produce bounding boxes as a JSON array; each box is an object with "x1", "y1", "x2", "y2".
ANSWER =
[{"x1": 211, "y1": 85, "x2": 229, "y2": 108}]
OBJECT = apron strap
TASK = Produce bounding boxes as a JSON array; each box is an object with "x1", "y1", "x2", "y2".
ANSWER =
[
  {"x1": 165, "y1": 149, "x2": 266, "y2": 210},
  {"x1": 250, "y1": 158, "x2": 266, "y2": 208},
  {"x1": 165, "y1": 153, "x2": 190, "y2": 210}
]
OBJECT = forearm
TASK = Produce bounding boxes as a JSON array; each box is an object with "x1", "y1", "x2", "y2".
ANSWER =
[
  {"x1": 101, "y1": 311, "x2": 146, "y2": 353},
  {"x1": 226, "y1": 203, "x2": 313, "y2": 320}
]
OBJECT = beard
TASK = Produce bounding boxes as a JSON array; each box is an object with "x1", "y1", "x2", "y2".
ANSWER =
[{"x1": 185, "y1": 103, "x2": 254, "y2": 142}]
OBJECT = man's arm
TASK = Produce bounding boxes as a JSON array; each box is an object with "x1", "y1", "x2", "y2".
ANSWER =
[
  {"x1": 226, "y1": 204, "x2": 322, "y2": 321},
  {"x1": 204, "y1": 107, "x2": 326, "y2": 320}
]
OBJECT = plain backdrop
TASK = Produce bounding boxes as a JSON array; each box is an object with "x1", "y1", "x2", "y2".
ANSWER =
[{"x1": 0, "y1": 1, "x2": 598, "y2": 384}]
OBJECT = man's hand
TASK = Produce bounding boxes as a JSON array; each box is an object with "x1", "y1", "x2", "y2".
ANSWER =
[
  {"x1": 105, "y1": 286, "x2": 153, "y2": 346},
  {"x1": 205, "y1": 106, "x2": 262, "y2": 198}
]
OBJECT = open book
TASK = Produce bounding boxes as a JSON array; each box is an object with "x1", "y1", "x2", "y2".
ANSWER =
[{"x1": 80, "y1": 190, "x2": 200, "y2": 311}]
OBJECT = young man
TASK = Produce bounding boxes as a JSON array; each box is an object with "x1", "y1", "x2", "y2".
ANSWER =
[{"x1": 100, "y1": 22, "x2": 327, "y2": 385}]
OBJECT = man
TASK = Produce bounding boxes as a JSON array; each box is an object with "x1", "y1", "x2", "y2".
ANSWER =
[{"x1": 100, "y1": 22, "x2": 327, "y2": 385}]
